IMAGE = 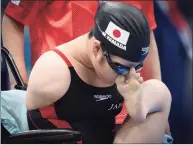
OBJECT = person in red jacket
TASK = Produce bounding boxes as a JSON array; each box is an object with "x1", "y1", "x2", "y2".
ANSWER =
[
  {"x1": 2, "y1": 0, "x2": 168, "y2": 134},
  {"x1": 2, "y1": 1, "x2": 159, "y2": 83}
]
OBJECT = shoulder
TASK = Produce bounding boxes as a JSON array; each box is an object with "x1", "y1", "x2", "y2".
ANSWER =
[{"x1": 26, "y1": 50, "x2": 71, "y2": 110}]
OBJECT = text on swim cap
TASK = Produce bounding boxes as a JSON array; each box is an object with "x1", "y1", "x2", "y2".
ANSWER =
[
  {"x1": 102, "y1": 32, "x2": 127, "y2": 51},
  {"x1": 98, "y1": 21, "x2": 130, "y2": 51}
]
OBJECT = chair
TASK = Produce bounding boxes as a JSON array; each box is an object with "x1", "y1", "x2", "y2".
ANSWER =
[
  {"x1": 1, "y1": 46, "x2": 82, "y2": 144},
  {"x1": 1, "y1": 52, "x2": 10, "y2": 91}
]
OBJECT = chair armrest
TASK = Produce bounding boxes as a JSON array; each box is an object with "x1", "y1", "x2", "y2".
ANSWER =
[
  {"x1": 6, "y1": 129, "x2": 82, "y2": 144},
  {"x1": 1, "y1": 46, "x2": 26, "y2": 90}
]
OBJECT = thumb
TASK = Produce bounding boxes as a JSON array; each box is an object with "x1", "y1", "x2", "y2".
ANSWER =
[
  {"x1": 125, "y1": 67, "x2": 136, "y2": 83},
  {"x1": 129, "y1": 67, "x2": 136, "y2": 79},
  {"x1": 116, "y1": 75, "x2": 126, "y2": 84}
]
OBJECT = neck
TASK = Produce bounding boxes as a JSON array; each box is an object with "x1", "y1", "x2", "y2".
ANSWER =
[
  {"x1": 71, "y1": 33, "x2": 94, "y2": 71},
  {"x1": 71, "y1": 35, "x2": 116, "y2": 87},
  {"x1": 60, "y1": 34, "x2": 114, "y2": 87}
]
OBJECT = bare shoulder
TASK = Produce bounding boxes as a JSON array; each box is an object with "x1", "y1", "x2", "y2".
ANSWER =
[{"x1": 26, "y1": 50, "x2": 71, "y2": 110}]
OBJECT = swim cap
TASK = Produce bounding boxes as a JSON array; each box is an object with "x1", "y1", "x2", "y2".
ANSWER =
[{"x1": 93, "y1": 2, "x2": 150, "y2": 63}]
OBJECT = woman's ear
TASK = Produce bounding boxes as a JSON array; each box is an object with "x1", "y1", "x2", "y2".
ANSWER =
[
  {"x1": 92, "y1": 40, "x2": 105, "y2": 63},
  {"x1": 92, "y1": 40, "x2": 102, "y2": 57},
  {"x1": 93, "y1": 40, "x2": 101, "y2": 56}
]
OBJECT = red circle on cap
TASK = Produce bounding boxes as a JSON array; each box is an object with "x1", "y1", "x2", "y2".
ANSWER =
[{"x1": 113, "y1": 29, "x2": 121, "y2": 38}]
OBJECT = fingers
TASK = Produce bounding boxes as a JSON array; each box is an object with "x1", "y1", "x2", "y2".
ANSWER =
[
  {"x1": 136, "y1": 73, "x2": 143, "y2": 84},
  {"x1": 125, "y1": 68, "x2": 143, "y2": 84},
  {"x1": 115, "y1": 75, "x2": 126, "y2": 84},
  {"x1": 116, "y1": 67, "x2": 144, "y2": 85},
  {"x1": 138, "y1": 77, "x2": 143, "y2": 84},
  {"x1": 136, "y1": 73, "x2": 141, "y2": 78},
  {"x1": 125, "y1": 67, "x2": 135, "y2": 81},
  {"x1": 125, "y1": 68, "x2": 138, "y2": 80},
  {"x1": 129, "y1": 67, "x2": 136, "y2": 80}
]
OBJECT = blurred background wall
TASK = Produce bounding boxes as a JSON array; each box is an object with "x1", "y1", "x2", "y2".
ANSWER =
[{"x1": 154, "y1": 0, "x2": 192, "y2": 143}]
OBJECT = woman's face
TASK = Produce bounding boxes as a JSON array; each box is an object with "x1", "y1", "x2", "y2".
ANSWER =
[
  {"x1": 101, "y1": 55, "x2": 142, "y2": 83},
  {"x1": 92, "y1": 42, "x2": 143, "y2": 84}
]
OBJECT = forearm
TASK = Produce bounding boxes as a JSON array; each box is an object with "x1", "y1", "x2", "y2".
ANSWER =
[
  {"x1": 2, "y1": 14, "x2": 28, "y2": 83},
  {"x1": 141, "y1": 31, "x2": 161, "y2": 81}
]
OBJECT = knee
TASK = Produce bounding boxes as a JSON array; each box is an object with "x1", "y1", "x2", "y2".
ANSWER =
[{"x1": 141, "y1": 79, "x2": 172, "y2": 110}]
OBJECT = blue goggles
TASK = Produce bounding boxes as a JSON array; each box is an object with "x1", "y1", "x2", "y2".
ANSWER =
[{"x1": 101, "y1": 44, "x2": 143, "y2": 75}]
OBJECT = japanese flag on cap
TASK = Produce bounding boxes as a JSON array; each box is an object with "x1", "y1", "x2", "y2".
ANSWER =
[{"x1": 105, "y1": 21, "x2": 130, "y2": 46}]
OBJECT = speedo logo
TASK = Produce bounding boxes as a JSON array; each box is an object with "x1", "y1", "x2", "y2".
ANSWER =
[
  {"x1": 94, "y1": 95, "x2": 112, "y2": 102},
  {"x1": 142, "y1": 46, "x2": 149, "y2": 55}
]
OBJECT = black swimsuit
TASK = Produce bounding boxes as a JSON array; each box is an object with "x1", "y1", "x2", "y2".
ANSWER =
[{"x1": 27, "y1": 49, "x2": 124, "y2": 143}]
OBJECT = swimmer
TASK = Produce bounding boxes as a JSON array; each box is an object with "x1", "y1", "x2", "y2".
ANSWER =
[{"x1": 26, "y1": 2, "x2": 172, "y2": 143}]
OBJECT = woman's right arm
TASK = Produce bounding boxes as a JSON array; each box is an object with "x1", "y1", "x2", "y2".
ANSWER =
[{"x1": 26, "y1": 51, "x2": 71, "y2": 110}]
